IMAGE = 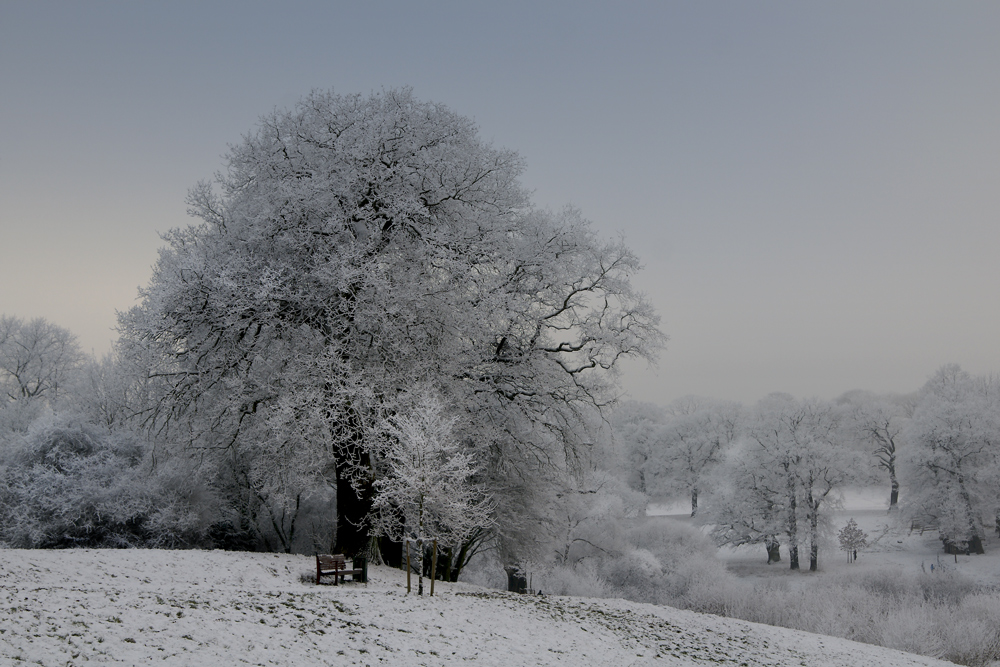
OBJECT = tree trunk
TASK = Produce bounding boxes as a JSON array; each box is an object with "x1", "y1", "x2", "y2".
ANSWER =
[
  {"x1": 809, "y1": 530, "x2": 819, "y2": 571},
  {"x1": 786, "y1": 470, "x2": 799, "y2": 570},
  {"x1": 441, "y1": 546, "x2": 454, "y2": 583},
  {"x1": 331, "y1": 399, "x2": 375, "y2": 558},
  {"x1": 416, "y1": 537, "x2": 424, "y2": 595},
  {"x1": 448, "y1": 528, "x2": 488, "y2": 582},
  {"x1": 430, "y1": 540, "x2": 438, "y2": 597},
  {"x1": 957, "y1": 474, "x2": 985, "y2": 555},
  {"x1": 690, "y1": 488, "x2": 698, "y2": 517},
  {"x1": 765, "y1": 537, "x2": 781, "y2": 564},
  {"x1": 888, "y1": 474, "x2": 899, "y2": 510},
  {"x1": 333, "y1": 449, "x2": 374, "y2": 557},
  {"x1": 807, "y1": 481, "x2": 819, "y2": 571},
  {"x1": 505, "y1": 566, "x2": 527, "y2": 593}
]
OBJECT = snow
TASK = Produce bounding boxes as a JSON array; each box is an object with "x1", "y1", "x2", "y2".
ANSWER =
[
  {"x1": 0, "y1": 548, "x2": 953, "y2": 666},
  {"x1": 649, "y1": 486, "x2": 1000, "y2": 590}
]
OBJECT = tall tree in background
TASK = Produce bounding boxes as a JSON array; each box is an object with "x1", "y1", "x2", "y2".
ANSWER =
[
  {"x1": 654, "y1": 397, "x2": 741, "y2": 516},
  {"x1": 906, "y1": 365, "x2": 999, "y2": 555},
  {"x1": 738, "y1": 394, "x2": 859, "y2": 571},
  {"x1": 838, "y1": 390, "x2": 912, "y2": 511},
  {"x1": 119, "y1": 89, "x2": 664, "y2": 558},
  {"x1": 0, "y1": 316, "x2": 83, "y2": 405},
  {"x1": 609, "y1": 401, "x2": 670, "y2": 496},
  {"x1": 706, "y1": 436, "x2": 788, "y2": 565},
  {"x1": 0, "y1": 315, "x2": 85, "y2": 433}
]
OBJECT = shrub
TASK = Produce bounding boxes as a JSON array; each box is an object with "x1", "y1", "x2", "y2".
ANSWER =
[
  {"x1": 538, "y1": 561, "x2": 610, "y2": 598},
  {"x1": 0, "y1": 415, "x2": 206, "y2": 548}
]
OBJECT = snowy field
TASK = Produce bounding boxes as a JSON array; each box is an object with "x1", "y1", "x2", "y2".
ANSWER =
[
  {"x1": 648, "y1": 487, "x2": 1000, "y2": 589},
  {"x1": 0, "y1": 548, "x2": 954, "y2": 667}
]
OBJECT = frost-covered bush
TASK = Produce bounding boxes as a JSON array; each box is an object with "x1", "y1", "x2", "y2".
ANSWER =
[
  {"x1": 0, "y1": 399, "x2": 48, "y2": 435},
  {"x1": 601, "y1": 519, "x2": 732, "y2": 606},
  {"x1": 0, "y1": 415, "x2": 205, "y2": 548},
  {"x1": 523, "y1": 516, "x2": 734, "y2": 606},
  {"x1": 538, "y1": 561, "x2": 611, "y2": 598},
  {"x1": 944, "y1": 594, "x2": 1000, "y2": 666},
  {"x1": 673, "y1": 566, "x2": 1000, "y2": 667}
]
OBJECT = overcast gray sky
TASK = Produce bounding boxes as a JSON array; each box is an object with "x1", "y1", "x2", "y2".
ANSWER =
[{"x1": 2, "y1": 1, "x2": 999, "y2": 405}]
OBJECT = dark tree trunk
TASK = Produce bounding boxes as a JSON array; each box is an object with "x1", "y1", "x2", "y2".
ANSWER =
[
  {"x1": 377, "y1": 535, "x2": 403, "y2": 568},
  {"x1": 327, "y1": 392, "x2": 375, "y2": 558},
  {"x1": 333, "y1": 446, "x2": 374, "y2": 557},
  {"x1": 808, "y1": 482, "x2": 819, "y2": 571},
  {"x1": 957, "y1": 474, "x2": 985, "y2": 555},
  {"x1": 441, "y1": 546, "x2": 454, "y2": 582},
  {"x1": 505, "y1": 566, "x2": 527, "y2": 594},
  {"x1": 889, "y1": 475, "x2": 899, "y2": 510},
  {"x1": 448, "y1": 528, "x2": 488, "y2": 582},
  {"x1": 691, "y1": 488, "x2": 698, "y2": 517},
  {"x1": 786, "y1": 470, "x2": 799, "y2": 570},
  {"x1": 765, "y1": 538, "x2": 781, "y2": 564}
]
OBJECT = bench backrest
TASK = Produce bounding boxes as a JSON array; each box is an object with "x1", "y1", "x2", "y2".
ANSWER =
[{"x1": 317, "y1": 554, "x2": 347, "y2": 570}]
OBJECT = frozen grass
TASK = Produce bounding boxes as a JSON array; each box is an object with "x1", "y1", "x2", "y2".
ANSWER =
[
  {"x1": 682, "y1": 569, "x2": 1000, "y2": 666},
  {"x1": 640, "y1": 490, "x2": 1000, "y2": 667}
]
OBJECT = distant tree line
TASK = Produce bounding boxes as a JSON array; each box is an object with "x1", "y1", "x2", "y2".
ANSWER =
[{"x1": 612, "y1": 364, "x2": 1000, "y2": 570}]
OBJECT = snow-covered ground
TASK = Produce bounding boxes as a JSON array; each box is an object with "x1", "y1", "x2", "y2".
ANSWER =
[
  {"x1": 0, "y1": 548, "x2": 954, "y2": 666},
  {"x1": 649, "y1": 487, "x2": 1000, "y2": 589}
]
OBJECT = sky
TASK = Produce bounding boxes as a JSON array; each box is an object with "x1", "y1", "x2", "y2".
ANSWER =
[{"x1": 2, "y1": 1, "x2": 999, "y2": 406}]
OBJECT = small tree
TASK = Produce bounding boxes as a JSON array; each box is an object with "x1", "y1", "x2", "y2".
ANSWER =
[
  {"x1": 838, "y1": 518, "x2": 868, "y2": 563},
  {"x1": 369, "y1": 393, "x2": 494, "y2": 594}
]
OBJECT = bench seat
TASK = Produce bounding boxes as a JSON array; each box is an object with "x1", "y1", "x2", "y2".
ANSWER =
[{"x1": 316, "y1": 554, "x2": 367, "y2": 585}]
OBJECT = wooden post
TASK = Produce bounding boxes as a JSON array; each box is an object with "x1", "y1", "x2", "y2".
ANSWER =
[
  {"x1": 406, "y1": 540, "x2": 411, "y2": 593},
  {"x1": 430, "y1": 539, "x2": 438, "y2": 597}
]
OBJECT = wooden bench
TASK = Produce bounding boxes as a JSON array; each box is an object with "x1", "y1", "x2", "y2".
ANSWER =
[{"x1": 316, "y1": 554, "x2": 367, "y2": 585}]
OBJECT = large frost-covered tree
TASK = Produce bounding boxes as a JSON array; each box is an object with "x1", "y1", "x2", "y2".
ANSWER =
[
  {"x1": 906, "y1": 365, "x2": 999, "y2": 554},
  {"x1": 119, "y1": 89, "x2": 664, "y2": 558},
  {"x1": 707, "y1": 436, "x2": 788, "y2": 564}
]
